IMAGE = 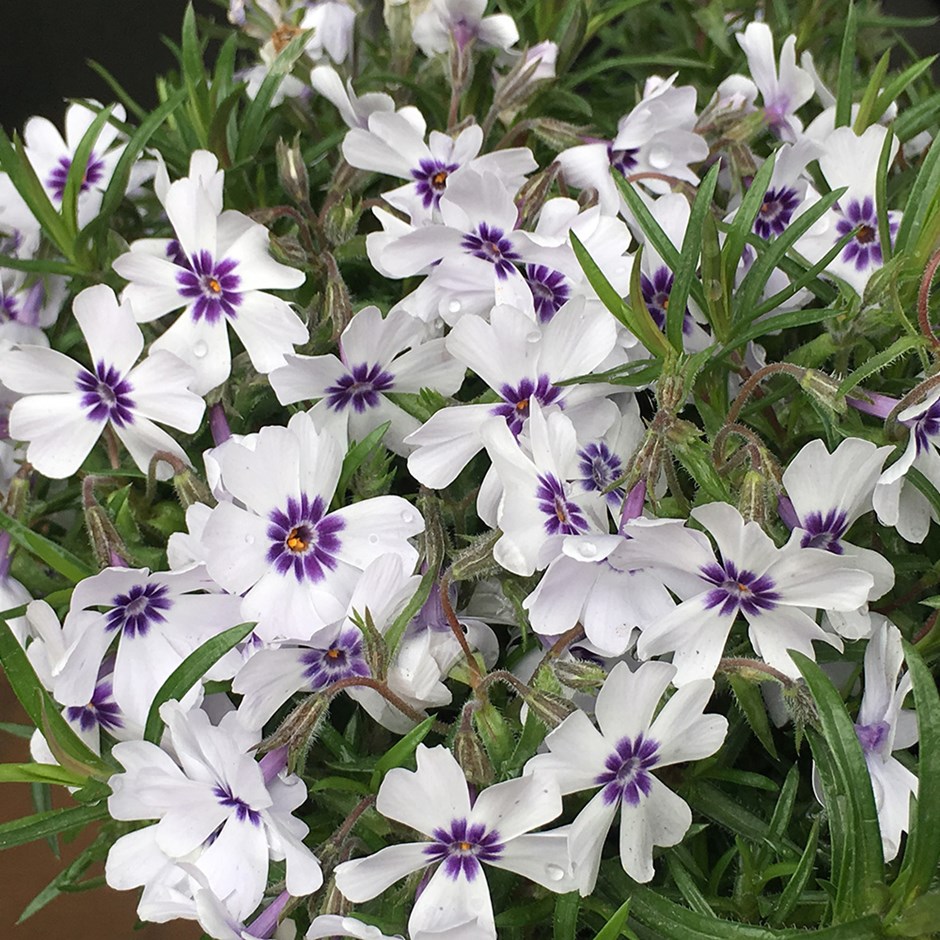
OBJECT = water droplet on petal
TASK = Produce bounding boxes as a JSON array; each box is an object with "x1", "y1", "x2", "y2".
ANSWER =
[
  {"x1": 368, "y1": 533, "x2": 379, "y2": 544},
  {"x1": 546, "y1": 864, "x2": 566, "y2": 881},
  {"x1": 579, "y1": 541, "x2": 597, "y2": 559},
  {"x1": 244, "y1": 535, "x2": 254, "y2": 545},
  {"x1": 648, "y1": 144, "x2": 673, "y2": 170},
  {"x1": 448, "y1": 300, "x2": 462, "y2": 314},
  {"x1": 401, "y1": 510, "x2": 414, "y2": 523},
  {"x1": 526, "y1": 331, "x2": 540, "y2": 344},
  {"x1": 193, "y1": 341, "x2": 208, "y2": 359}
]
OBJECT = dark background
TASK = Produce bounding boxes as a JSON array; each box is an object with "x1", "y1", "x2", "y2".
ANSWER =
[{"x1": 0, "y1": 0, "x2": 937, "y2": 937}]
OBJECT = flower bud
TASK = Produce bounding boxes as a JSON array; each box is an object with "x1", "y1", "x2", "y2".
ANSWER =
[
  {"x1": 172, "y1": 467, "x2": 214, "y2": 509},
  {"x1": 353, "y1": 608, "x2": 389, "y2": 681},
  {"x1": 323, "y1": 193, "x2": 362, "y2": 247},
  {"x1": 453, "y1": 715, "x2": 495, "y2": 786},
  {"x1": 530, "y1": 118, "x2": 590, "y2": 150},
  {"x1": 515, "y1": 163, "x2": 560, "y2": 231},
  {"x1": 276, "y1": 136, "x2": 309, "y2": 206},
  {"x1": 418, "y1": 490, "x2": 447, "y2": 572},
  {"x1": 84, "y1": 503, "x2": 128, "y2": 571},
  {"x1": 523, "y1": 689, "x2": 576, "y2": 729},
  {"x1": 738, "y1": 468, "x2": 771, "y2": 525},
  {"x1": 800, "y1": 369, "x2": 847, "y2": 415},
  {"x1": 553, "y1": 658, "x2": 607, "y2": 693},
  {"x1": 259, "y1": 694, "x2": 331, "y2": 773},
  {"x1": 324, "y1": 253, "x2": 353, "y2": 340},
  {"x1": 450, "y1": 528, "x2": 503, "y2": 581}
]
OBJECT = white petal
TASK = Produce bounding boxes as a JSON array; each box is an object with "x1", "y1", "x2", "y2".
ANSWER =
[
  {"x1": 567, "y1": 788, "x2": 619, "y2": 896},
  {"x1": 488, "y1": 831, "x2": 577, "y2": 891},
  {"x1": 11, "y1": 394, "x2": 103, "y2": 479},
  {"x1": 74, "y1": 285, "x2": 143, "y2": 374},
  {"x1": 527, "y1": 710, "x2": 611, "y2": 793},
  {"x1": 334, "y1": 842, "x2": 432, "y2": 902},
  {"x1": 331, "y1": 495, "x2": 423, "y2": 570},
  {"x1": 0, "y1": 346, "x2": 81, "y2": 393},
  {"x1": 229, "y1": 291, "x2": 308, "y2": 374},
  {"x1": 470, "y1": 774, "x2": 562, "y2": 842},
  {"x1": 127, "y1": 351, "x2": 204, "y2": 431},
  {"x1": 618, "y1": 777, "x2": 691, "y2": 883},
  {"x1": 409, "y1": 863, "x2": 496, "y2": 940},
  {"x1": 649, "y1": 680, "x2": 727, "y2": 766},
  {"x1": 595, "y1": 660, "x2": 675, "y2": 744}
]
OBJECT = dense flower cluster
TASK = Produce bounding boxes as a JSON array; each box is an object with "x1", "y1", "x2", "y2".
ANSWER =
[{"x1": 0, "y1": 2, "x2": 937, "y2": 939}]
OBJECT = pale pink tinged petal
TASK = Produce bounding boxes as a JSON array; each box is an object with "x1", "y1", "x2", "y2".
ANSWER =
[
  {"x1": 229, "y1": 291, "x2": 307, "y2": 374},
  {"x1": 341, "y1": 306, "x2": 419, "y2": 367},
  {"x1": 488, "y1": 831, "x2": 577, "y2": 891},
  {"x1": 114, "y1": 250, "x2": 188, "y2": 323},
  {"x1": 379, "y1": 226, "x2": 466, "y2": 278},
  {"x1": 331, "y1": 495, "x2": 422, "y2": 569},
  {"x1": 202, "y1": 502, "x2": 273, "y2": 593},
  {"x1": 52, "y1": 618, "x2": 114, "y2": 706},
  {"x1": 105, "y1": 827, "x2": 169, "y2": 891},
  {"x1": 197, "y1": 815, "x2": 269, "y2": 921},
  {"x1": 619, "y1": 778, "x2": 691, "y2": 883},
  {"x1": 164, "y1": 177, "x2": 220, "y2": 259},
  {"x1": 11, "y1": 394, "x2": 103, "y2": 479},
  {"x1": 525, "y1": 712, "x2": 609, "y2": 793},
  {"x1": 391, "y1": 339, "x2": 465, "y2": 396},
  {"x1": 377, "y1": 744, "x2": 471, "y2": 834},
  {"x1": 334, "y1": 843, "x2": 432, "y2": 902},
  {"x1": 217, "y1": 424, "x2": 301, "y2": 512},
  {"x1": 154, "y1": 794, "x2": 229, "y2": 857},
  {"x1": 538, "y1": 301, "x2": 617, "y2": 381},
  {"x1": 0, "y1": 346, "x2": 81, "y2": 393},
  {"x1": 446, "y1": 306, "x2": 540, "y2": 390},
  {"x1": 769, "y1": 548, "x2": 873, "y2": 610},
  {"x1": 568, "y1": 788, "x2": 619, "y2": 896},
  {"x1": 218, "y1": 215, "x2": 306, "y2": 291},
  {"x1": 269, "y1": 353, "x2": 347, "y2": 405},
  {"x1": 596, "y1": 660, "x2": 675, "y2": 744},
  {"x1": 150, "y1": 311, "x2": 232, "y2": 396},
  {"x1": 409, "y1": 862, "x2": 496, "y2": 940},
  {"x1": 128, "y1": 351, "x2": 204, "y2": 431},
  {"x1": 470, "y1": 774, "x2": 562, "y2": 841},
  {"x1": 650, "y1": 680, "x2": 728, "y2": 766},
  {"x1": 73, "y1": 285, "x2": 144, "y2": 373},
  {"x1": 747, "y1": 605, "x2": 842, "y2": 679},
  {"x1": 405, "y1": 404, "x2": 495, "y2": 488},
  {"x1": 114, "y1": 415, "x2": 191, "y2": 477}
]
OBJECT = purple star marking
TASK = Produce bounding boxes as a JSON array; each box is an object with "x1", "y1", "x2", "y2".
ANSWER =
[
  {"x1": 640, "y1": 266, "x2": 693, "y2": 335},
  {"x1": 325, "y1": 362, "x2": 396, "y2": 412},
  {"x1": 461, "y1": 223, "x2": 521, "y2": 280},
  {"x1": 176, "y1": 250, "x2": 242, "y2": 323},
  {"x1": 578, "y1": 441, "x2": 625, "y2": 506},
  {"x1": 835, "y1": 197, "x2": 898, "y2": 272},
  {"x1": 213, "y1": 784, "x2": 262, "y2": 826},
  {"x1": 701, "y1": 560, "x2": 780, "y2": 617},
  {"x1": 492, "y1": 375, "x2": 563, "y2": 436},
  {"x1": 597, "y1": 734, "x2": 660, "y2": 805},
  {"x1": 105, "y1": 582, "x2": 173, "y2": 638},
  {"x1": 607, "y1": 143, "x2": 639, "y2": 177},
  {"x1": 903, "y1": 397, "x2": 940, "y2": 455},
  {"x1": 47, "y1": 152, "x2": 105, "y2": 203},
  {"x1": 524, "y1": 265, "x2": 570, "y2": 322},
  {"x1": 425, "y1": 818, "x2": 504, "y2": 881},
  {"x1": 536, "y1": 474, "x2": 589, "y2": 536},
  {"x1": 267, "y1": 493, "x2": 344, "y2": 583},
  {"x1": 65, "y1": 679, "x2": 124, "y2": 733},
  {"x1": 754, "y1": 186, "x2": 800, "y2": 239},
  {"x1": 411, "y1": 158, "x2": 460, "y2": 209},
  {"x1": 301, "y1": 628, "x2": 370, "y2": 688},
  {"x1": 76, "y1": 361, "x2": 135, "y2": 427},
  {"x1": 855, "y1": 720, "x2": 889, "y2": 756},
  {"x1": 799, "y1": 508, "x2": 849, "y2": 553}
]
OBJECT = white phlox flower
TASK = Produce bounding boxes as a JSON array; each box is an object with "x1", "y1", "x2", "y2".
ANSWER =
[
  {"x1": 0, "y1": 267, "x2": 65, "y2": 342},
  {"x1": 51, "y1": 565, "x2": 245, "y2": 728},
  {"x1": 334, "y1": 744, "x2": 575, "y2": 940},
  {"x1": 405, "y1": 300, "x2": 618, "y2": 491},
  {"x1": 106, "y1": 702, "x2": 322, "y2": 923},
  {"x1": 412, "y1": 0, "x2": 519, "y2": 58},
  {"x1": 556, "y1": 74, "x2": 708, "y2": 213},
  {"x1": 780, "y1": 437, "x2": 895, "y2": 638},
  {"x1": 199, "y1": 411, "x2": 424, "y2": 643},
  {"x1": 873, "y1": 386, "x2": 940, "y2": 543},
  {"x1": 525, "y1": 660, "x2": 728, "y2": 891},
  {"x1": 626, "y1": 501, "x2": 874, "y2": 683},
  {"x1": 269, "y1": 305, "x2": 466, "y2": 454},
  {"x1": 0, "y1": 284, "x2": 205, "y2": 479},
  {"x1": 112, "y1": 151, "x2": 308, "y2": 394},
  {"x1": 735, "y1": 21, "x2": 814, "y2": 142},
  {"x1": 311, "y1": 65, "x2": 397, "y2": 129}
]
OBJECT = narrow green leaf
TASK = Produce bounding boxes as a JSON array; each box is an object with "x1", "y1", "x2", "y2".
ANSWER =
[
  {"x1": 685, "y1": 782, "x2": 792, "y2": 853},
  {"x1": 793, "y1": 653, "x2": 884, "y2": 923},
  {"x1": 0, "y1": 508, "x2": 94, "y2": 582},
  {"x1": 60, "y1": 104, "x2": 114, "y2": 240},
  {"x1": 0, "y1": 254, "x2": 83, "y2": 276},
  {"x1": 869, "y1": 57, "x2": 938, "y2": 129},
  {"x1": 728, "y1": 675, "x2": 778, "y2": 758},
  {"x1": 0, "y1": 722, "x2": 34, "y2": 739},
  {"x1": 875, "y1": 128, "x2": 896, "y2": 266},
  {"x1": 836, "y1": 336, "x2": 925, "y2": 397},
  {"x1": 592, "y1": 899, "x2": 631, "y2": 940},
  {"x1": 766, "y1": 765, "x2": 800, "y2": 846},
  {"x1": 553, "y1": 891, "x2": 580, "y2": 940},
  {"x1": 770, "y1": 818, "x2": 820, "y2": 926},
  {"x1": 720, "y1": 306, "x2": 838, "y2": 358},
  {"x1": 906, "y1": 466, "x2": 940, "y2": 521},
  {"x1": 852, "y1": 52, "x2": 891, "y2": 133},
  {"x1": 334, "y1": 422, "x2": 392, "y2": 508},
  {"x1": 384, "y1": 567, "x2": 436, "y2": 653},
  {"x1": 721, "y1": 153, "x2": 777, "y2": 294},
  {"x1": 143, "y1": 621, "x2": 255, "y2": 744},
  {"x1": 666, "y1": 854, "x2": 715, "y2": 917},
  {"x1": 894, "y1": 91, "x2": 940, "y2": 142},
  {"x1": 835, "y1": 3, "x2": 858, "y2": 128},
  {"x1": 889, "y1": 891, "x2": 940, "y2": 937},
  {"x1": 896, "y1": 129, "x2": 940, "y2": 256},
  {"x1": 0, "y1": 763, "x2": 88, "y2": 787},
  {"x1": 667, "y1": 163, "x2": 720, "y2": 350},
  {"x1": 181, "y1": 2, "x2": 210, "y2": 138},
  {"x1": 371, "y1": 716, "x2": 434, "y2": 788},
  {"x1": 571, "y1": 232, "x2": 671, "y2": 357},
  {"x1": 0, "y1": 803, "x2": 110, "y2": 851}
]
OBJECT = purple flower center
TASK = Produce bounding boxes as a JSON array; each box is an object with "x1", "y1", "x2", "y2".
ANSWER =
[
  {"x1": 411, "y1": 158, "x2": 460, "y2": 209},
  {"x1": 492, "y1": 375, "x2": 563, "y2": 436},
  {"x1": 607, "y1": 143, "x2": 639, "y2": 177},
  {"x1": 835, "y1": 197, "x2": 898, "y2": 273},
  {"x1": 76, "y1": 361, "x2": 135, "y2": 427},
  {"x1": 524, "y1": 265, "x2": 570, "y2": 322},
  {"x1": 47, "y1": 152, "x2": 105, "y2": 203},
  {"x1": 176, "y1": 250, "x2": 242, "y2": 323},
  {"x1": 0, "y1": 293, "x2": 19, "y2": 322},
  {"x1": 855, "y1": 720, "x2": 889, "y2": 755},
  {"x1": 640, "y1": 266, "x2": 693, "y2": 335},
  {"x1": 461, "y1": 223, "x2": 521, "y2": 280},
  {"x1": 578, "y1": 441, "x2": 625, "y2": 506},
  {"x1": 536, "y1": 474, "x2": 589, "y2": 536},
  {"x1": 596, "y1": 734, "x2": 660, "y2": 805},
  {"x1": 301, "y1": 628, "x2": 370, "y2": 687},
  {"x1": 213, "y1": 784, "x2": 262, "y2": 826},
  {"x1": 325, "y1": 362, "x2": 396, "y2": 412},
  {"x1": 425, "y1": 818, "x2": 504, "y2": 881},
  {"x1": 106, "y1": 582, "x2": 173, "y2": 638},
  {"x1": 701, "y1": 560, "x2": 780, "y2": 617},
  {"x1": 267, "y1": 493, "x2": 344, "y2": 583},
  {"x1": 754, "y1": 186, "x2": 800, "y2": 239},
  {"x1": 65, "y1": 679, "x2": 124, "y2": 733},
  {"x1": 799, "y1": 508, "x2": 848, "y2": 553},
  {"x1": 904, "y1": 397, "x2": 940, "y2": 455}
]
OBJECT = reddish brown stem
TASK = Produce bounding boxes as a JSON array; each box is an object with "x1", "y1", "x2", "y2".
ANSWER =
[{"x1": 917, "y1": 248, "x2": 940, "y2": 349}]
